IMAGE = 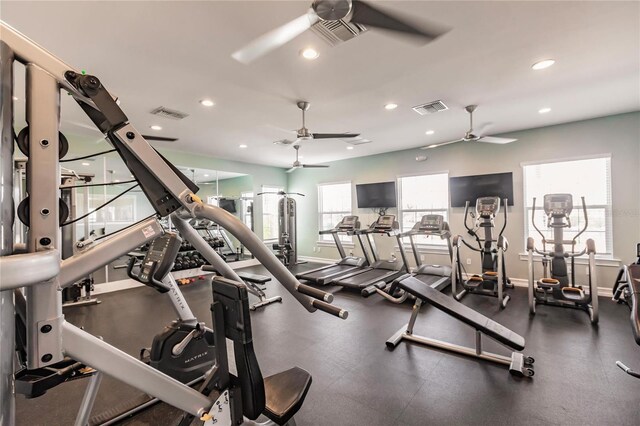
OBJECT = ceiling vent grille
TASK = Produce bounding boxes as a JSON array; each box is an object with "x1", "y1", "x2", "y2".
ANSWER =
[
  {"x1": 310, "y1": 19, "x2": 367, "y2": 46},
  {"x1": 343, "y1": 137, "x2": 372, "y2": 146},
  {"x1": 150, "y1": 106, "x2": 189, "y2": 120},
  {"x1": 412, "y1": 100, "x2": 448, "y2": 116}
]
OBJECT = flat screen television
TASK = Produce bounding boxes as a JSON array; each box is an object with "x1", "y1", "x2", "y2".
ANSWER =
[
  {"x1": 449, "y1": 172, "x2": 514, "y2": 207},
  {"x1": 218, "y1": 198, "x2": 237, "y2": 213},
  {"x1": 356, "y1": 182, "x2": 397, "y2": 208}
]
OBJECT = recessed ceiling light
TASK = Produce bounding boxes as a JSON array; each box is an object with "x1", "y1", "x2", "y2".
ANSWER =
[
  {"x1": 81, "y1": 162, "x2": 91, "y2": 166},
  {"x1": 204, "y1": 174, "x2": 210, "y2": 177},
  {"x1": 426, "y1": 144, "x2": 438, "y2": 149},
  {"x1": 239, "y1": 144, "x2": 248, "y2": 149},
  {"x1": 150, "y1": 125, "x2": 162, "y2": 131},
  {"x1": 200, "y1": 99, "x2": 215, "y2": 107},
  {"x1": 12, "y1": 96, "x2": 18, "y2": 101},
  {"x1": 384, "y1": 103, "x2": 398, "y2": 110},
  {"x1": 538, "y1": 107, "x2": 551, "y2": 114},
  {"x1": 425, "y1": 130, "x2": 435, "y2": 135},
  {"x1": 300, "y1": 48, "x2": 319, "y2": 60},
  {"x1": 346, "y1": 146, "x2": 354, "y2": 150},
  {"x1": 114, "y1": 179, "x2": 120, "y2": 183},
  {"x1": 130, "y1": 175, "x2": 134, "y2": 178},
  {"x1": 532, "y1": 59, "x2": 555, "y2": 70}
]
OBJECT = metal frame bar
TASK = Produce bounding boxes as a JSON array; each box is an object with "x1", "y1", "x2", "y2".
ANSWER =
[{"x1": 0, "y1": 38, "x2": 17, "y2": 426}]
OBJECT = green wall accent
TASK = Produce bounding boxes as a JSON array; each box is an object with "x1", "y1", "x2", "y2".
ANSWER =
[{"x1": 288, "y1": 112, "x2": 640, "y2": 289}]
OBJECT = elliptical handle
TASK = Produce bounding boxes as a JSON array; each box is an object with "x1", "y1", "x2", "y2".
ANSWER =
[
  {"x1": 573, "y1": 196, "x2": 589, "y2": 244},
  {"x1": 499, "y1": 198, "x2": 508, "y2": 237},
  {"x1": 463, "y1": 200, "x2": 473, "y2": 233},
  {"x1": 530, "y1": 197, "x2": 545, "y2": 242}
]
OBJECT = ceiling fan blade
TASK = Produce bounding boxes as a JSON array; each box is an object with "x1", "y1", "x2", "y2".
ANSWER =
[
  {"x1": 420, "y1": 139, "x2": 464, "y2": 149},
  {"x1": 477, "y1": 136, "x2": 517, "y2": 144},
  {"x1": 350, "y1": 0, "x2": 450, "y2": 42},
  {"x1": 231, "y1": 10, "x2": 319, "y2": 64},
  {"x1": 344, "y1": 137, "x2": 372, "y2": 145},
  {"x1": 273, "y1": 139, "x2": 297, "y2": 146},
  {"x1": 141, "y1": 135, "x2": 178, "y2": 142},
  {"x1": 286, "y1": 166, "x2": 299, "y2": 173},
  {"x1": 312, "y1": 132, "x2": 360, "y2": 139},
  {"x1": 302, "y1": 164, "x2": 330, "y2": 168}
]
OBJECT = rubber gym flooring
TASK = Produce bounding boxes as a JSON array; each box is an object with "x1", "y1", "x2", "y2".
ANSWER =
[{"x1": 15, "y1": 262, "x2": 640, "y2": 425}]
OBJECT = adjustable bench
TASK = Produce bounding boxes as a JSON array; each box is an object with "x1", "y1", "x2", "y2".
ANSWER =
[
  {"x1": 202, "y1": 266, "x2": 283, "y2": 311},
  {"x1": 386, "y1": 276, "x2": 534, "y2": 377}
]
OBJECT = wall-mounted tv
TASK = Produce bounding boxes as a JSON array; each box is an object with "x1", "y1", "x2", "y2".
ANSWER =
[
  {"x1": 356, "y1": 182, "x2": 397, "y2": 208},
  {"x1": 449, "y1": 172, "x2": 514, "y2": 207},
  {"x1": 218, "y1": 198, "x2": 237, "y2": 213}
]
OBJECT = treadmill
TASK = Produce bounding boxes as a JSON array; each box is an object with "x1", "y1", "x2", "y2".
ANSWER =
[
  {"x1": 332, "y1": 215, "x2": 406, "y2": 290},
  {"x1": 362, "y1": 214, "x2": 453, "y2": 300},
  {"x1": 296, "y1": 215, "x2": 367, "y2": 285}
]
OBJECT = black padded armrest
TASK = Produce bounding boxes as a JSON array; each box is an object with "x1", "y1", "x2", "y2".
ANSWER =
[{"x1": 396, "y1": 276, "x2": 526, "y2": 350}]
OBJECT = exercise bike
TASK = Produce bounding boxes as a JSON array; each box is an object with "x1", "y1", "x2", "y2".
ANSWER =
[
  {"x1": 79, "y1": 232, "x2": 216, "y2": 424},
  {"x1": 527, "y1": 194, "x2": 599, "y2": 324},
  {"x1": 612, "y1": 243, "x2": 640, "y2": 379},
  {"x1": 452, "y1": 196, "x2": 513, "y2": 308}
]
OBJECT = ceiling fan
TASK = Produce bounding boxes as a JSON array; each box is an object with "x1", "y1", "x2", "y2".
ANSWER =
[
  {"x1": 273, "y1": 101, "x2": 360, "y2": 146},
  {"x1": 420, "y1": 105, "x2": 517, "y2": 150},
  {"x1": 232, "y1": 0, "x2": 450, "y2": 64},
  {"x1": 287, "y1": 145, "x2": 329, "y2": 173}
]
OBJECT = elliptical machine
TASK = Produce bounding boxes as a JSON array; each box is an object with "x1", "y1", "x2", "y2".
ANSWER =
[
  {"x1": 527, "y1": 194, "x2": 599, "y2": 324},
  {"x1": 452, "y1": 196, "x2": 513, "y2": 308}
]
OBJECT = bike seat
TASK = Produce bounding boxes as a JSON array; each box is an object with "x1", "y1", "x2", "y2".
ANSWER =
[{"x1": 538, "y1": 278, "x2": 560, "y2": 289}]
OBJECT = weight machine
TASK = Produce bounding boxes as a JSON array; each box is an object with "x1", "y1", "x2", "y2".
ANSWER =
[
  {"x1": 0, "y1": 21, "x2": 347, "y2": 425},
  {"x1": 257, "y1": 190, "x2": 305, "y2": 267}
]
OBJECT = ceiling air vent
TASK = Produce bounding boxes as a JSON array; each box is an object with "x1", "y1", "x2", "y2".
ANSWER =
[
  {"x1": 150, "y1": 106, "x2": 189, "y2": 120},
  {"x1": 412, "y1": 100, "x2": 448, "y2": 116},
  {"x1": 343, "y1": 137, "x2": 372, "y2": 146},
  {"x1": 311, "y1": 19, "x2": 367, "y2": 46}
]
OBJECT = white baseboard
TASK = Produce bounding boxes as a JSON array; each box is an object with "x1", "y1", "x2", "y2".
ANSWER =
[
  {"x1": 93, "y1": 258, "x2": 261, "y2": 295},
  {"x1": 298, "y1": 256, "x2": 335, "y2": 265}
]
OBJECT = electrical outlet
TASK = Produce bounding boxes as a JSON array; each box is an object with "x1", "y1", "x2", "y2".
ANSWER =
[
  {"x1": 349, "y1": 251, "x2": 354, "y2": 257},
  {"x1": 420, "y1": 255, "x2": 425, "y2": 262},
  {"x1": 585, "y1": 267, "x2": 589, "y2": 275},
  {"x1": 466, "y1": 258, "x2": 472, "y2": 265},
  {"x1": 317, "y1": 247, "x2": 321, "y2": 253}
]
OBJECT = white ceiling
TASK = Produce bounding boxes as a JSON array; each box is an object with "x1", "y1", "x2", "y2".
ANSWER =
[{"x1": 4, "y1": 1, "x2": 639, "y2": 168}]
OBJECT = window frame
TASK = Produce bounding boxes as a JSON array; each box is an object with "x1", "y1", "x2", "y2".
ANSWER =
[
  {"x1": 521, "y1": 154, "x2": 614, "y2": 257},
  {"x1": 317, "y1": 181, "x2": 353, "y2": 246},
  {"x1": 261, "y1": 185, "x2": 283, "y2": 243},
  {"x1": 396, "y1": 171, "x2": 450, "y2": 250}
]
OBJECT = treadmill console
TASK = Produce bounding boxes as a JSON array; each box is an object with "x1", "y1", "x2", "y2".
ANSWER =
[
  {"x1": 543, "y1": 193, "x2": 573, "y2": 217},
  {"x1": 128, "y1": 232, "x2": 182, "y2": 293},
  {"x1": 338, "y1": 215, "x2": 360, "y2": 232},
  {"x1": 373, "y1": 215, "x2": 397, "y2": 231},
  {"x1": 476, "y1": 196, "x2": 500, "y2": 218},
  {"x1": 419, "y1": 215, "x2": 444, "y2": 232}
]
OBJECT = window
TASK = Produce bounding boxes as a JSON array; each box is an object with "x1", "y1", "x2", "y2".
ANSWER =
[
  {"x1": 397, "y1": 173, "x2": 449, "y2": 246},
  {"x1": 523, "y1": 156, "x2": 612, "y2": 255},
  {"x1": 241, "y1": 191, "x2": 254, "y2": 230},
  {"x1": 318, "y1": 182, "x2": 352, "y2": 243},
  {"x1": 261, "y1": 186, "x2": 283, "y2": 241}
]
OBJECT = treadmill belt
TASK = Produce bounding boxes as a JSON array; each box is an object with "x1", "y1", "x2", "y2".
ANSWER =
[
  {"x1": 336, "y1": 269, "x2": 399, "y2": 289},
  {"x1": 298, "y1": 264, "x2": 358, "y2": 285}
]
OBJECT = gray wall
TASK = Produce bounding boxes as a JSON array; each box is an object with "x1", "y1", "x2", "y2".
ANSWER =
[{"x1": 288, "y1": 112, "x2": 640, "y2": 290}]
